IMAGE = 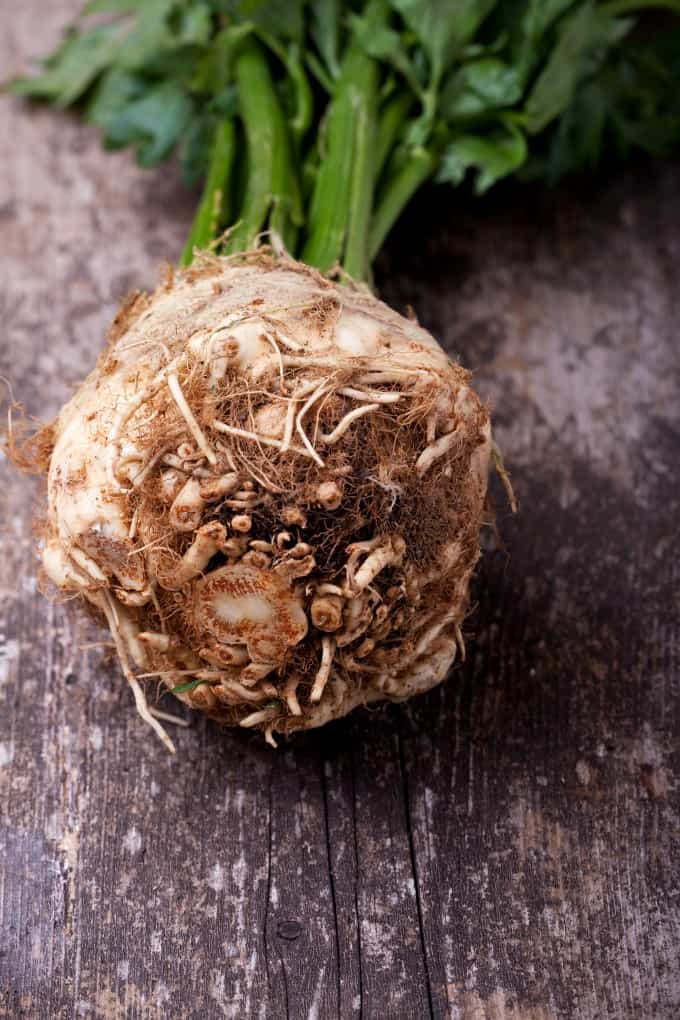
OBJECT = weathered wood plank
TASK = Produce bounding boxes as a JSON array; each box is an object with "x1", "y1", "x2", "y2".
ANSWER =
[
  {"x1": 1, "y1": 3, "x2": 679, "y2": 1019},
  {"x1": 379, "y1": 164, "x2": 680, "y2": 1020}
]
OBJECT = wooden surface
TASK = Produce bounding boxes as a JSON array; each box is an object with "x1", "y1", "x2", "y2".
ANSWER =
[{"x1": 2, "y1": 5, "x2": 679, "y2": 1019}]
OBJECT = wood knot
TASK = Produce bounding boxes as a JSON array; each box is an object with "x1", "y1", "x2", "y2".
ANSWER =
[{"x1": 276, "y1": 919, "x2": 303, "y2": 941}]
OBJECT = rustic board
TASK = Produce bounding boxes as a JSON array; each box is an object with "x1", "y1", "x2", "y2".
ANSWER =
[{"x1": 1, "y1": 4, "x2": 679, "y2": 1019}]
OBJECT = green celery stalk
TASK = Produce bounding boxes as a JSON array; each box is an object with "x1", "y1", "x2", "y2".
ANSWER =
[
  {"x1": 180, "y1": 120, "x2": 236, "y2": 267},
  {"x1": 226, "y1": 37, "x2": 302, "y2": 254},
  {"x1": 369, "y1": 148, "x2": 438, "y2": 261},
  {"x1": 375, "y1": 93, "x2": 415, "y2": 181},
  {"x1": 302, "y1": 0, "x2": 389, "y2": 272}
]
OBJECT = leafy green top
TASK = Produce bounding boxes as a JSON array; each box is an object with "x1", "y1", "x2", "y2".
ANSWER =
[{"x1": 10, "y1": 0, "x2": 680, "y2": 279}]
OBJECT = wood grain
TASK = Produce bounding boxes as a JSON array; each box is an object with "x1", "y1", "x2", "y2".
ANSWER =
[{"x1": 1, "y1": 4, "x2": 679, "y2": 1018}]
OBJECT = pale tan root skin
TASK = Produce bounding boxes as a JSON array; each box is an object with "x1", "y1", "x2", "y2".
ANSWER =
[{"x1": 36, "y1": 249, "x2": 491, "y2": 749}]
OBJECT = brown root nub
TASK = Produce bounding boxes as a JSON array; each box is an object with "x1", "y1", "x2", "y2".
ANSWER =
[
  {"x1": 35, "y1": 249, "x2": 493, "y2": 749},
  {"x1": 4, "y1": 403, "x2": 55, "y2": 475}
]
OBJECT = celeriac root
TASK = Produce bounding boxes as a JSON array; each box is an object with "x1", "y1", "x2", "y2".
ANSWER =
[{"x1": 30, "y1": 249, "x2": 494, "y2": 749}]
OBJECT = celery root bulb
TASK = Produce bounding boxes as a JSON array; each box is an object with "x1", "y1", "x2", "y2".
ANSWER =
[{"x1": 41, "y1": 252, "x2": 491, "y2": 750}]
